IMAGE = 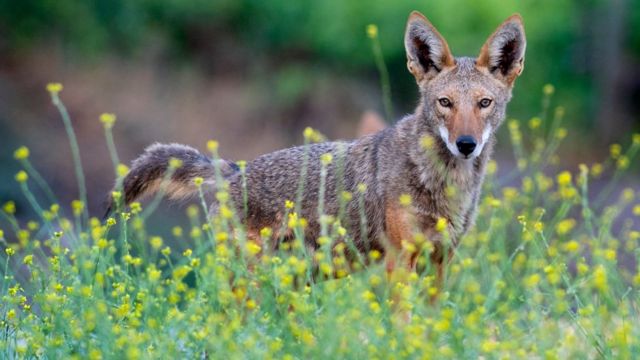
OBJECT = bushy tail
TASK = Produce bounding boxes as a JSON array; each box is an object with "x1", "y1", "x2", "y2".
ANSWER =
[{"x1": 106, "y1": 143, "x2": 238, "y2": 214}]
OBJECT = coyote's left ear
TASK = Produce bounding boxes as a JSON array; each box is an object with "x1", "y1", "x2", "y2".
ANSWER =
[{"x1": 476, "y1": 14, "x2": 526, "y2": 86}]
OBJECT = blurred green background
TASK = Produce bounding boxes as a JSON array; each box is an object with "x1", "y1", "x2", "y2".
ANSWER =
[{"x1": 0, "y1": 0, "x2": 638, "y2": 215}]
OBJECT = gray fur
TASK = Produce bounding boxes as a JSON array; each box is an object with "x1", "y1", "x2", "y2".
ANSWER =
[{"x1": 113, "y1": 12, "x2": 525, "y2": 272}]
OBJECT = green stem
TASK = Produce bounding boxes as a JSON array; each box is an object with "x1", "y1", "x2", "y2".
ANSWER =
[
  {"x1": 50, "y1": 92, "x2": 89, "y2": 225},
  {"x1": 370, "y1": 34, "x2": 393, "y2": 122}
]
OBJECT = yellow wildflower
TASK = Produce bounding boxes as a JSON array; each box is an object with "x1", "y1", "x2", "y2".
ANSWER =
[
  {"x1": 13, "y1": 146, "x2": 30, "y2": 160},
  {"x1": 99, "y1": 113, "x2": 116, "y2": 129},
  {"x1": 46, "y1": 82, "x2": 63, "y2": 95},
  {"x1": 366, "y1": 24, "x2": 378, "y2": 39},
  {"x1": 15, "y1": 170, "x2": 28, "y2": 183}
]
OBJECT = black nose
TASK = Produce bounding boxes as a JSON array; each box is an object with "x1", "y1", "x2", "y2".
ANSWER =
[{"x1": 456, "y1": 136, "x2": 477, "y2": 156}]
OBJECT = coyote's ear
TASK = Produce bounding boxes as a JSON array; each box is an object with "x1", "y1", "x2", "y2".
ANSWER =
[
  {"x1": 404, "y1": 11, "x2": 455, "y2": 82},
  {"x1": 476, "y1": 14, "x2": 526, "y2": 86}
]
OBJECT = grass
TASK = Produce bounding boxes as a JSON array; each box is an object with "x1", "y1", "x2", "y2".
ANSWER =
[{"x1": 1, "y1": 79, "x2": 640, "y2": 359}]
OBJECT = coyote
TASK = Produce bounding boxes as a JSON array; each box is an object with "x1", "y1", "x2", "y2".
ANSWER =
[{"x1": 112, "y1": 11, "x2": 525, "y2": 283}]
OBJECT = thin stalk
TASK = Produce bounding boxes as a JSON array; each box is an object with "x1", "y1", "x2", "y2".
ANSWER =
[
  {"x1": 49, "y1": 91, "x2": 89, "y2": 224},
  {"x1": 368, "y1": 25, "x2": 393, "y2": 122},
  {"x1": 19, "y1": 159, "x2": 58, "y2": 206}
]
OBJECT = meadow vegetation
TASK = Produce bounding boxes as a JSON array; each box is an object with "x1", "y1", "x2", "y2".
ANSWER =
[{"x1": 1, "y1": 74, "x2": 640, "y2": 359}]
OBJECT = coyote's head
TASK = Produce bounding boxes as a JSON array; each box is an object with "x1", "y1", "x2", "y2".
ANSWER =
[{"x1": 405, "y1": 12, "x2": 526, "y2": 160}]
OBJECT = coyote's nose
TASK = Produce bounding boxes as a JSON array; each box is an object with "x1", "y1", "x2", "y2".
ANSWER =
[{"x1": 456, "y1": 136, "x2": 477, "y2": 156}]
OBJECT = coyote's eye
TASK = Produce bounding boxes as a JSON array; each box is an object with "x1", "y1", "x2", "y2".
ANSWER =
[
  {"x1": 479, "y1": 98, "x2": 493, "y2": 108},
  {"x1": 438, "y1": 98, "x2": 452, "y2": 108}
]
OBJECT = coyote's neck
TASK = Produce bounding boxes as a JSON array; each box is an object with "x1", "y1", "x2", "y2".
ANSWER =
[{"x1": 400, "y1": 115, "x2": 493, "y2": 238}]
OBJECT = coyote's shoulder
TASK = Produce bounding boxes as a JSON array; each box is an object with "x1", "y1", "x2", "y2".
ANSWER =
[{"x1": 111, "y1": 11, "x2": 526, "y2": 278}]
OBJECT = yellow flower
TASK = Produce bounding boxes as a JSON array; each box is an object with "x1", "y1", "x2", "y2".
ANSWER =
[
  {"x1": 481, "y1": 340, "x2": 498, "y2": 353},
  {"x1": 3, "y1": 201, "x2": 16, "y2": 214},
  {"x1": 524, "y1": 273, "x2": 540, "y2": 288},
  {"x1": 245, "y1": 241, "x2": 261, "y2": 256},
  {"x1": 633, "y1": 133, "x2": 640, "y2": 145},
  {"x1": 5, "y1": 247, "x2": 15, "y2": 256},
  {"x1": 610, "y1": 144, "x2": 622, "y2": 159},
  {"x1": 183, "y1": 249, "x2": 192, "y2": 257},
  {"x1": 193, "y1": 177, "x2": 204, "y2": 187},
  {"x1": 542, "y1": 84, "x2": 555, "y2": 96},
  {"x1": 604, "y1": 249, "x2": 616, "y2": 261},
  {"x1": 320, "y1": 153, "x2": 333, "y2": 166},
  {"x1": 577, "y1": 261, "x2": 589, "y2": 276},
  {"x1": 435, "y1": 217, "x2": 448, "y2": 232},
  {"x1": 369, "y1": 250, "x2": 381, "y2": 261},
  {"x1": 172, "y1": 226, "x2": 183, "y2": 237},
  {"x1": 563, "y1": 240, "x2": 580, "y2": 253},
  {"x1": 97, "y1": 238, "x2": 109, "y2": 249},
  {"x1": 557, "y1": 171, "x2": 572, "y2": 187},
  {"x1": 399, "y1": 193, "x2": 412, "y2": 206},
  {"x1": 46, "y1": 82, "x2": 63, "y2": 95},
  {"x1": 555, "y1": 219, "x2": 576, "y2": 235},
  {"x1": 161, "y1": 247, "x2": 171, "y2": 256},
  {"x1": 616, "y1": 156, "x2": 629, "y2": 170},
  {"x1": 130, "y1": 202, "x2": 142, "y2": 214},
  {"x1": 433, "y1": 319, "x2": 450, "y2": 332},
  {"x1": 13, "y1": 146, "x2": 30, "y2": 160},
  {"x1": 168, "y1": 157, "x2": 183, "y2": 169},
  {"x1": 528, "y1": 117, "x2": 541, "y2": 129},
  {"x1": 420, "y1": 134, "x2": 435, "y2": 149},
  {"x1": 303, "y1": 127, "x2": 325, "y2": 143},
  {"x1": 15, "y1": 170, "x2": 28, "y2": 183},
  {"x1": 533, "y1": 221, "x2": 544, "y2": 233},
  {"x1": 99, "y1": 113, "x2": 116, "y2": 129},
  {"x1": 592, "y1": 265, "x2": 608, "y2": 293},
  {"x1": 590, "y1": 163, "x2": 603, "y2": 177},
  {"x1": 285, "y1": 200, "x2": 294, "y2": 209},
  {"x1": 207, "y1": 140, "x2": 219, "y2": 153},
  {"x1": 555, "y1": 128, "x2": 567, "y2": 139},
  {"x1": 486, "y1": 160, "x2": 498, "y2": 175},
  {"x1": 117, "y1": 164, "x2": 129, "y2": 177},
  {"x1": 366, "y1": 24, "x2": 378, "y2": 39},
  {"x1": 71, "y1": 200, "x2": 84, "y2": 217},
  {"x1": 23, "y1": 254, "x2": 33, "y2": 265}
]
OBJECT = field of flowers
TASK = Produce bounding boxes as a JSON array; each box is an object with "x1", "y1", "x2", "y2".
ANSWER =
[{"x1": 1, "y1": 81, "x2": 639, "y2": 359}]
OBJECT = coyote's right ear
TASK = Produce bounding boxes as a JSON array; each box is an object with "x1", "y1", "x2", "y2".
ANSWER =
[{"x1": 404, "y1": 11, "x2": 455, "y2": 83}]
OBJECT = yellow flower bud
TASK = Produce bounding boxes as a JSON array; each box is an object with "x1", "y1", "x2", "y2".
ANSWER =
[
  {"x1": 168, "y1": 158, "x2": 183, "y2": 169},
  {"x1": 320, "y1": 153, "x2": 333, "y2": 166},
  {"x1": 435, "y1": 217, "x2": 448, "y2": 232},
  {"x1": 207, "y1": 140, "x2": 219, "y2": 153},
  {"x1": 99, "y1": 113, "x2": 116, "y2": 129},
  {"x1": 46, "y1": 82, "x2": 63, "y2": 95},
  {"x1": 13, "y1": 146, "x2": 30, "y2": 160},
  {"x1": 366, "y1": 24, "x2": 378, "y2": 39},
  {"x1": 15, "y1": 171, "x2": 28, "y2": 183},
  {"x1": 399, "y1": 193, "x2": 412, "y2": 206}
]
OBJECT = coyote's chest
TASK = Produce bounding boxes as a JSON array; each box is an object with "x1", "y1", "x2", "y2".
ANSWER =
[{"x1": 416, "y1": 159, "x2": 483, "y2": 238}]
